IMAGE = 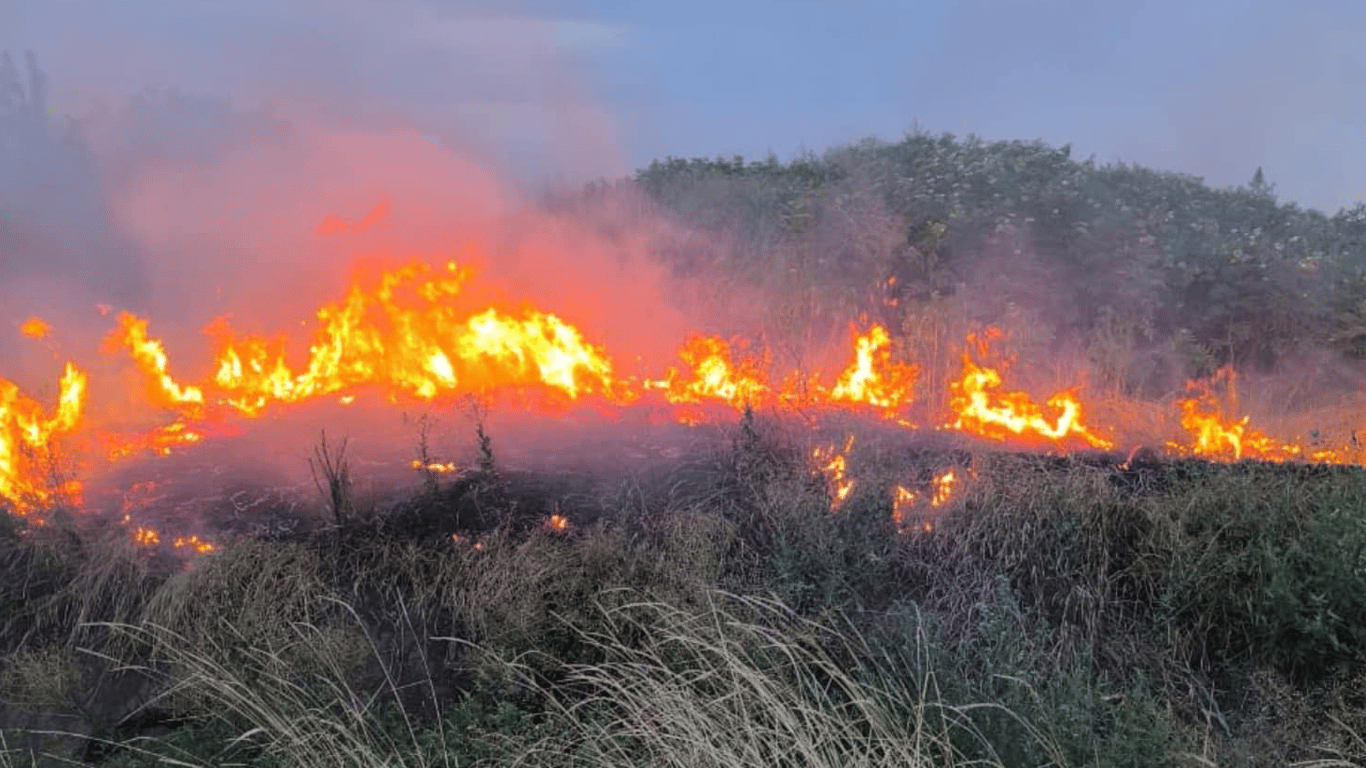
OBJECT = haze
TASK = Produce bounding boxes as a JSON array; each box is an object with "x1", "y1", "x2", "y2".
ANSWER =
[{"x1": 3, "y1": 0, "x2": 1363, "y2": 213}]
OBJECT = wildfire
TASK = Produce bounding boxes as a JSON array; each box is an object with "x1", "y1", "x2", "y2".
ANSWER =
[
  {"x1": 931, "y1": 469, "x2": 957, "y2": 507},
  {"x1": 9, "y1": 200, "x2": 1366, "y2": 558},
  {"x1": 0, "y1": 363, "x2": 87, "y2": 514},
  {"x1": 106, "y1": 314, "x2": 206, "y2": 413},
  {"x1": 948, "y1": 329, "x2": 1111, "y2": 450},
  {"x1": 1166, "y1": 367, "x2": 1309, "y2": 462},
  {"x1": 204, "y1": 260, "x2": 620, "y2": 414},
  {"x1": 173, "y1": 534, "x2": 217, "y2": 554},
  {"x1": 892, "y1": 468, "x2": 960, "y2": 534},
  {"x1": 653, "y1": 335, "x2": 770, "y2": 410},
  {"x1": 813, "y1": 435, "x2": 856, "y2": 507},
  {"x1": 828, "y1": 325, "x2": 918, "y2": 423},
  {"x1": 412, "y1": 459, "x2": 459, "y2": 474}
]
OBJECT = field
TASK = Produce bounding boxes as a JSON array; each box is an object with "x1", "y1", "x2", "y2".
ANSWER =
[
  {"x1": 6, "y1": 56, "x2": 1366, "y2": 764},
  {"x1": 3, "y1": 405, "x2": 1366, "y2": 767}
]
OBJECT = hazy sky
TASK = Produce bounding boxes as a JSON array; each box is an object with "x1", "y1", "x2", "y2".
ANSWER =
[{"x1": 4, "y1": 0, "x2": 1364, "y2": 213}]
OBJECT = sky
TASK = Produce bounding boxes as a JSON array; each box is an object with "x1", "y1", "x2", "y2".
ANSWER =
[{"x1": 3, "y1": 0, "x2": 1364, "y2": 213}]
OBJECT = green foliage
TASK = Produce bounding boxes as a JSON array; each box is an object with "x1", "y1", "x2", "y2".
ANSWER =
[
  {"x1": 1161, "y1": 465, "x2": 1366, "y2": 681},
  {"x1": 633, "y1": 132, "x2": 1365, "y2": 375}
]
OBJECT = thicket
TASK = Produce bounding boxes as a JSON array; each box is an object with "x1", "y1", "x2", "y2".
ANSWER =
[{"x1": 614, "y1": 135, "x2": 1366, "y2": 393}]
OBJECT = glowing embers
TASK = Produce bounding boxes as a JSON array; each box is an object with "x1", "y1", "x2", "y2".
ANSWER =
[
  {"x1": 411, "y1": 459, "x2": 459, "y2": 474},
  {"x1": 813, "y1": 435, "x2": 857, "y2": 508},
  {"x1": 892, "y1": 468, "x2": 961, "y2": 534},
  {"x1": 0, "y1": 363, "x2": 87, "y2": 514},
  {"x1": 948, "y1": 328, "x2": 1111, "y2": 450}
]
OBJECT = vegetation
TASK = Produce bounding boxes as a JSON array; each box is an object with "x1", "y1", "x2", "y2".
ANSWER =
[
  {"x1": 3, "y1": 417, "x2": 1366, "y2": 767},
  {"x1": 5, "y1": 51, "x2": 1366, "y2": 767},
  {"x1": 624, "y1": 135, "x2": 1366, "y2": 391}
]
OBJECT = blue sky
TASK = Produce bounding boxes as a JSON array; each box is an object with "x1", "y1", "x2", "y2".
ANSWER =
[{"x1": 4, "y1": 0, "x2": 1364, "y2": 213}]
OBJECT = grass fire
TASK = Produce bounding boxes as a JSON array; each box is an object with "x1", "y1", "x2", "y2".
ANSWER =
[{"x1": 5, "y1": 9, "x2": 1366, "y2": 766}]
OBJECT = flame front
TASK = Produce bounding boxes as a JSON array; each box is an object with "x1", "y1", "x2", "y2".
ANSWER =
[
  {"x1": 948, "y1": 330, "x2": 1111, "y2": 450},
  {"x1": 10, "y1": 205, "x2": 1366, "y2": 554}
]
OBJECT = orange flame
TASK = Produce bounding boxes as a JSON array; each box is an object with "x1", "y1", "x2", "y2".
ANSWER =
[
  {"x1": 105, "y1": 314, "x2": 205, "y2": 413},
  {"x1": 653, "y1": 335, "x2": 770, "y2": 410},
  {"x1": 813, "y1": 435, "x2": 856, "y2": 507},
  {"x1": 0, "y1": 363, "x2": 87, "y2": 514},
  {"x1": 1166, "y1": 367, "x2": 1307, "y2": 461},
  {"x1": 207, "y1": 260, "x2": 619, "y2": 415},
  {"x1": 931, "y1": 469, "x2": 958, "y2": 507},
  {"x1": 829, "y1": 325, "x2": 918, "y2": 422},
  {"x1": 948, "y1": 330, "x2": 1111, "y2": 450},
  {"x1": 412, "y1": 459, "x2": 459, "y2": 474}
]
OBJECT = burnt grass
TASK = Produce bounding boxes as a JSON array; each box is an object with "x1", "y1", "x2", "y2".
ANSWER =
[{"x1": 4, "y1": 417, "x2": 1366, "y2": 767}]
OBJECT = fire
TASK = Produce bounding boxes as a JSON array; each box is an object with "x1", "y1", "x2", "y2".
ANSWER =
[
  {"x1": 134, "y1": 526, "x2": 160, "y2": 545},
  {"x1": 892, "y1": 485, "x2": 917, "y2": 530},
  {"x1": 1166, "y1": 367, "x2": 1307, "y2": 462},
  {"x1": 10, "y1": 197, "x2": 1366, "y2": 557},
  {"x1": 206, "y1": 260, "x2": 620, "y2": 415},
  {"x1": 106, "y1": 314, "x2": 206, "y2": 413},
  {"x1": 0, "y1": 363, "x2": 87, "y2": 514},
  {"x1": 829, "y1": 325, "x2": 918, "y2": 422},
  {"x1": 948, "y1": 330, "x2": 1111, "y2": 450},
  {"x1": 20, "y1": 317, "x2": 50, "y2": 339},
  {"x1": 654, "y1": 335, "x2": 770, "y2": 410},
  {"x1": 813, "y1": 435, "x2": 856, "y2": 507},
  {"x1": 412, "y1": 459, "x2": 459, "y2": 474},
  {"x1": 892, "y1": 468, "x2": 959, "y2": 534},
  {"x1": 173, "y1": 535, "x2": 217, "y2": 554},
  {"x1": 931, "y1": 469, "x2": 957, "y2": 507}
]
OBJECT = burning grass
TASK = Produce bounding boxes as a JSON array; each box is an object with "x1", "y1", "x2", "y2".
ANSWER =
[{"x1": 2, "y1": 415, "x2": 1366, "y2": 767}]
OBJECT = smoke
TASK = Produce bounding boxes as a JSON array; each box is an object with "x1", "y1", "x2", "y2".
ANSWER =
[{"x1": 0, "y1": 0, "x2": 773, "y2": 512}]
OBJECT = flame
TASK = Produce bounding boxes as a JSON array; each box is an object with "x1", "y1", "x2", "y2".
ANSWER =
[
  {"x1": 173, "y1": 534, "x2": 216, "y2": 554},
  {"x1": 931, "y1": 469, "x2": 957, "y2": 507},
  {"x1": 948, "y1": 330, "x2": 1111, "y2": 450},
  {"x1": 892, "y1": 468, "x2": 958, "y2": 534},
  {"x1": 829, "y1": 325, "x2": 918, "y2": 422},
  {"x1": 412, "y1": 459, "x2": 459, "y2": 474},
  {"x1": 20, "y1": 317, "x2": 51, "y2": 339},
  {"x1": 1166, "y1": 367, "x2": 1307, "y2": 461},
  {"x1": 10, "y1": 201, "x2": 1366, "y2": 553},
  {"x1": 548, "y1": 513, "x2": 569, "y2": 531},
  {"x1": 653, "y1": 335, "x2": 770, "y2": 410},
  {"x1": 813, "y1": 435, "x2": 856, "y2": 507},
  {"x1": 105, "y1": 314, "x2": 206, "y2": 413},
  {"x1": 134, "y1": 526, "x2": 160, "y2": 545},
  {"x1": 892, "y1": 485, "x2": 917, "y2": 530},
  {"x1": 207, "y1": 260, "x2": 619, "y2": 414},
  {"x1": 0, "y1": 363, "x2": 87, "y2": 514}
]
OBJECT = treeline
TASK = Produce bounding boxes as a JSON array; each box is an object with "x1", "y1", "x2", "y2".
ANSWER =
[{"x1": 621, "y1": 134, "x2": 1366, "y2": 393}]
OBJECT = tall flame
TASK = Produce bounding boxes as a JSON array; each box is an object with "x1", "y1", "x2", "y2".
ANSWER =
[{"x1": 0, "y1": 363, "x2": 87, "y2": 513}]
